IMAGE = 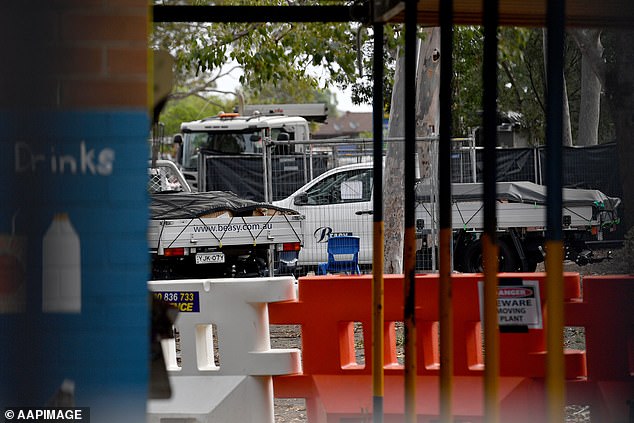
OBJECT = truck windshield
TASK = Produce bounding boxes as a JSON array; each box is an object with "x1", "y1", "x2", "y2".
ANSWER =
[{"x1": 182, "y1": 130, "x2": 263, "y2": 170}]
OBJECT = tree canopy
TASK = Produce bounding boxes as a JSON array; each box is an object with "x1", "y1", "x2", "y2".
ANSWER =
[
  {"x1": 152, "y1": 2, "x2": 617, "y2": 145},
  {"x1": 151, "y1": 0, "x2": 363, "y2": 111}
]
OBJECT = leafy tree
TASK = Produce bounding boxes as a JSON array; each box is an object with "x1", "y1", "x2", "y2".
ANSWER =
[
  {"x1": 151, "y1": 0, "x2": 364, "y2": 107},
  {"x1": 349, "y1": 24, "x2": 404, "y2": 113},
  {"x1": 159, "y1": 95, "x2": 231, "y2": 135},
  {"x1": 240, "y1": 79, "x2": 338, "y2": 116}
]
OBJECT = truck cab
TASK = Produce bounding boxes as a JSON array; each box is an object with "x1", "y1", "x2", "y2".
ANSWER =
[{"x1": 176, "y1": 104, "x2": 326, "y2": 191}]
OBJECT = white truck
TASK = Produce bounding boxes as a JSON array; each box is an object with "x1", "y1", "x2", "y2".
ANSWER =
[
  {"x1": 175, "y1": 104, "x2": 327, "y2": 194},
  {"x1": 273, "y1": 162, "x2": 621, "y2": 273},
  {"x1": 148, "y1": 160, "x2": 304, "y2": 279}
]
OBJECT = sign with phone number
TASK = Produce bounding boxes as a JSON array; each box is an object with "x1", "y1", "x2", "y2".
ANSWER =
[{"x1": 153, "y1": 291, "x2": 200, "y2": 312}]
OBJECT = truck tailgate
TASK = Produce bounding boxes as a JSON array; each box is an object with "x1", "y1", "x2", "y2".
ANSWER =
[{"x1": 148, "y1": 214, "x2": 304, "y2": 252}]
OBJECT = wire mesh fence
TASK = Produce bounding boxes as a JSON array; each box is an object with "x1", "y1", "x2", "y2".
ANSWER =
[{"x1": 195, "y1": 139, "x2": 621, "y2": 276}]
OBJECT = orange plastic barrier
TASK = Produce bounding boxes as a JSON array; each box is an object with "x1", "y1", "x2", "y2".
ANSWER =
[
  {"x1": 565, "y1": 275, "x2": 634, "y2": 422},
  {"x1": 269, "y1": 272, "x2": 594, "y2": 422}
]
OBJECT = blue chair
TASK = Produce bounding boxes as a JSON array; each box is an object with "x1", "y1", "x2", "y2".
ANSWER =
[{"x1": 317, "y1": 235, "x2": 361, "y2": 275}]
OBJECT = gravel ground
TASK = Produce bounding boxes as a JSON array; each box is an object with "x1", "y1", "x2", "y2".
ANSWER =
[
  {"x1": 272, "y1": 240, "x2": 633, "y2": 422},
  {"x1": 271, "y1": 325, "x2": 305, "y2": 423}
]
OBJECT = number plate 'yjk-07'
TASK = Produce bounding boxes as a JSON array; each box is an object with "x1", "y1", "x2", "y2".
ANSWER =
[{"x1": 195, "y1": 252, "x2": 225, "y2": 264}]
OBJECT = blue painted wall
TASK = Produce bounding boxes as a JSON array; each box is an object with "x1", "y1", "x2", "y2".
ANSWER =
[{"x1": 0, "y1": 111, "x2": 149, "y2": 422}]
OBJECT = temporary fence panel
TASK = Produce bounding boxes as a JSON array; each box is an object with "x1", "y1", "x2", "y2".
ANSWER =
[{"x1": 195, "y1": 139, "x2": 622, "y2": 275}]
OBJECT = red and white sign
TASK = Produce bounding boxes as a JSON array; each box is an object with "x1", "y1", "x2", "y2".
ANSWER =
[{"x1": 478, "y1": 280, "x2": 543, "y2": 329}]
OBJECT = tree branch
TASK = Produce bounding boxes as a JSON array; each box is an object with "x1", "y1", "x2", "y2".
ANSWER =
[
  {"x1": 569, "y1": 28, "x2": 605, "y2": 86},
  {"x1": 525, "y1": 56, "x2": 545, "y2": 114},
  {"x1": 501, "y1": 61, "x2": 523, "y2": 107}
]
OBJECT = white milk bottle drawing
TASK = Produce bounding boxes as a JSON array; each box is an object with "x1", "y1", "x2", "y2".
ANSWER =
[{"x1": 42, "y1": 213, "x2": 81, "y2": 313}]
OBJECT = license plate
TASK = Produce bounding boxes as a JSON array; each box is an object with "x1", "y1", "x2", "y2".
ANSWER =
[{"x1": 195, "y1": 252, "x2": 225, "y2": 264}]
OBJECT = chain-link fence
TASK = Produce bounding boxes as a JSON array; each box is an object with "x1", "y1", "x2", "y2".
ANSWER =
[{"x1": 149, "y1": 165, "x2": 189, "y2": 194}]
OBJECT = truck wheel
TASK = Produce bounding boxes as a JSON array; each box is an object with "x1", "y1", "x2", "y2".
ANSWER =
[
  {"x1": 523, "y1": 260, "x2": 538, "y2": 272},
  {"x1": 234, "y1": 255, "x2": 268, "y2": 277},
  {"x1": 461, "y1": 238, "x2": 519, "y2": 273},
  {"x1": 152, "y1": 261, "x2": 175, "y2": 280}
]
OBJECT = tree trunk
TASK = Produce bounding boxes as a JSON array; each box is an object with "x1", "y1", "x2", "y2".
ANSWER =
[
  {"x1": 572, "y1": 29, "x2": 603, "y2": 146},
  {"x1": 414, "y1": 28, "x2": 441, "y2": 269},
  {"x1": 383, "y1": 49, "x2": 406, "y2": 274},
  {"x1": 543, "y1": 29, "x2": 573, "y2": 146},
  {"x1": 562, "y1": 76, "x2": 573, "y2": 146},
  {"x1": 415, "y1": 27, "x2": 441, "y2": 178},
  {"x1": 606, "y1": 29, "x2": 634, "y2": 233},
  {"x1": 383, "y1": 28, "x2": 441, "y2": 273}
]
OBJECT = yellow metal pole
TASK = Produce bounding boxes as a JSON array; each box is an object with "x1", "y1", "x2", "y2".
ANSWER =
[
  {"x1": 372, "y1": 23, "x2": 385, "y2": 423},
  {"x1": 438, "y1": 0, "x2": 454, "y2": 420},
  {"x1": 482, "y1": 234, "x2": 500, "y2": 423},
  {"x1": 545, "y1": 241, "x2": 565, "y2": 423},
  {"x1": 545, "y1": 0, "x2": 566, "y2": 418},
  {"x1": 372, "y1": 221, "x2": 385, "y2": 423},
  {"x1": 404, "y1": 226, "x2": 417, "y2": 422},
  {"x1": 403, "y1": 0, "x2": 418, "y2": 421},
  {"x1": 438, "y1": 228, "x2": 453, "y2": 422},
  {"x1": 482, "y1": 0, "x2": 500, "y2": 418}
]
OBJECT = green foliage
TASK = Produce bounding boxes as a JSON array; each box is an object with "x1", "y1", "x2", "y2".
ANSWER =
[
  {"x1": 452, "y1": 27, "x2": 609, "y2": 144},
  {"x1": 452, "y1": 26, "x2": 484, "y2": 136},
  {"x1": 241, "y1": 78, "x2": 338, "y2": 116},
  {"x1": 153, "y1": 2, "x2": 614, "y2": 144},
  {"x1": 351, "y1": 24, "x2": 403, "y2": 113},
  {"x1": 159, "y1": 95, "x2": 230, "y2": 135},
  {"x1": 151, "y1": 0, "x2": 363, "y2": 110}
]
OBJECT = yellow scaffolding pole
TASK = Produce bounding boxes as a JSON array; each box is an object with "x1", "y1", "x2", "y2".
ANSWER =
[
  {"x1": 403, "y1": 0, "x2": 418, "y2": 421},
  {"x1": 438, "y1": 228, "x2": 454, "y2": 422},
  {"x1": 545, "y1": 241, "x2": 565, "y2": 422},
  {"x1": 482, "y1": 234, "x2": 500, "y2": 423},
  {"x1": 438, "y1": 0, "x2": 454, "y2": 418},
  {"x1": 482, "y1": 0, "x2": 500, "y2": 418},
  {"x1": 372, "y1": 22, "x2": 385, "y2": 423},
  {"x1": 545, "y1": 0, "x2": 566, "y2": 419}
]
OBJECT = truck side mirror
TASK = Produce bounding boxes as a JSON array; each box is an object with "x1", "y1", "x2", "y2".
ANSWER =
[
  {"x1": 277, "y1": 132, "x2": 290, "y2": 141},
  {"x1": 294, "y1": 193, "x2": 308, "y2": 206},
  {"x1": 173, "y1": 134, "x2": 183, "y2": 164}
]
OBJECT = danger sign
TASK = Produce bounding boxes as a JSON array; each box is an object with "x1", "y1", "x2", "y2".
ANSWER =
[{"x1": 478, "y1": 280, "x2": 543, "y2": 329}]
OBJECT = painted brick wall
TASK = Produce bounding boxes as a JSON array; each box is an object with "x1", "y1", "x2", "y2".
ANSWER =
[
  {"x1": 0, "y1": 2, "x2": 150, "y2": 422},
  {"x1": 58, "y1": 2, "x2": 148, "y2": 108},
  {"x1": 0, "y1": 1, "x2": 148, "y2": 109}
]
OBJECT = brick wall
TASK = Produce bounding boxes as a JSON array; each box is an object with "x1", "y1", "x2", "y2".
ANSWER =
[
  {"x1": 1, "y1": 1, "x2": 148, "y2": 109},
  {"x1": 0, "y1": 3, "x2": 151, "y2": 421}
]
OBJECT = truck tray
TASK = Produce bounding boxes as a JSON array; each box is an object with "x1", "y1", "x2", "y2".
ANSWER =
[{"x1": 149, "y1": 191, "x2": 303, "y2": 253}]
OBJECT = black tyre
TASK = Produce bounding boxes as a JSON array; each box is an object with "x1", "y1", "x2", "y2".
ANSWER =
[
  {"x1": 460, "y1": 238, "x2": 519, "y2": 273},
  {"x1": 234, "y1": 255, "x2": 269, "y2": 277},
  {"x1": 523, "y1": 259, "x2": 538, "y2": 272}
]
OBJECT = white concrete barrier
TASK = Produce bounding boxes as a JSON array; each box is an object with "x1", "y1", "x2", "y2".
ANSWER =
[{"x1": 147, "y1": 276, "x2": 301, "y2": 423}]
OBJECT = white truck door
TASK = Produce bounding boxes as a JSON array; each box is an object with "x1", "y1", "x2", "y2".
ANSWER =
[{"x1": 283, "y1": 167, "x2": 374, "y2": 268}]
